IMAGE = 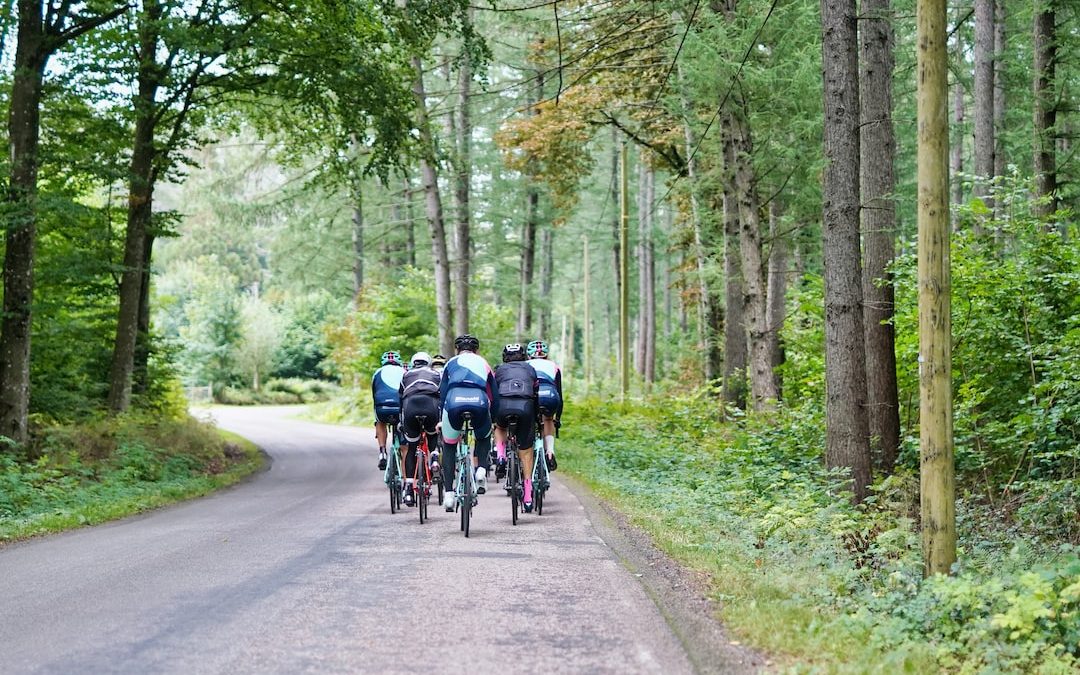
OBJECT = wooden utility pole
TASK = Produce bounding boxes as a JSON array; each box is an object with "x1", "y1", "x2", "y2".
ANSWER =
[
  {"x1": 583, "y1": 235, "x2": 592, "y2": 391},
  {"x1": 619, "y1": 142, "x2": 630, "y2": 399},
  {"x1": 917, "y1": 0, "x2": 956, "y2": 576}
]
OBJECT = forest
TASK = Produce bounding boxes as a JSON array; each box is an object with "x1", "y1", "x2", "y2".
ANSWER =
[{"x1": 1, "y1": 0, "x2": 1078, "y2": 671}]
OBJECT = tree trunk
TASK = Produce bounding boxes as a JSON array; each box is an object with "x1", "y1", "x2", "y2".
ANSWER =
[
  {"x1": 518, "y1": 70, "x2": 543, "y2": 338},
  {"x1": 730, "y1": 110, "x2": 779, "y2": 410},
  {"x1": 950, "y1": 71, "x2": 965, "y2": 207},
  {"x1": 973, "y1": 0, "x2": 995, "y2": 208},
  {"x1": 765, "y1": 201, "x2": 787, "y2": 398},
  {"x1": 678, "y1": 65, "x2": 714, "y2": 381},
  {"x1": 644, "y1": 166, "x2": 656, "y2": 384},
  {"x1": 412, "y1": 56, "x2": 453, "y2": 355},
  {"x1": 993, "y1": 1, "x2": 1006, "y2": 182},
  {"x1": 0, "y1": 1, "x2": 46, "y2": 443},
  {"x1": 132, "y1": 234, "x2": 155, "y2": 396},
  {"x1": 821, "y1": 0, "x2": 871, "y2": 501},
  {"x1": 610, "y1": 126, "x2": 622, "y2": 313},
  {"x1": 517, "y1": 192, "x2": 538, "y2": 338},
  {"x1": 636, "y1": 158, "x2": 647, "y2": 375},
  {"x1": 860, "y1": 0, "x2": 901, "y2": 471},
  {"x1": 453, "y1": 41, "x2": 472, "y2": 336},
  {"x1": 351, "y1": 180, "x2": 364, "y2": 302},
  {"x1": 108, "y1": 3, "x2": 162, "y2": 413},
  {"x1": 402, "y1": 177, "x2": 416, "y2": 267},
  {"x1": 917, "y1": 0, "x2": 955, "y2": 576},
  {"x1": 538, "y1": 226, "x2": 554, "y2": 338},
  {"x1": 1032, "y1": 0, "x2": 1057, "y2": 221},
  {"x1": 721, "y1": 135, "x2": 747, "y2": 409}
]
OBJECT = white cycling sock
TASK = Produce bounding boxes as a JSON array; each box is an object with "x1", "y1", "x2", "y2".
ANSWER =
[
  {"x1": 544, "y1": 435, "x2": 555, "y2": 456},
  {"x1": 475, "y1": 466, "x2": 487, "y2": 482}
]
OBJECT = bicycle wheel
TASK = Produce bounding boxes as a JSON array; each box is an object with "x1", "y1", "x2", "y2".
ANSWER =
[
  {"x1": 461, "y1": 465, "x2": 472, "y2": 537},
  {"x1": 388, "y1": 457, "x2": 399, "y2": 515},
  {"x1": 534, "y1": 453, "x2": 547, "y2": 516},
  {"x1": 509, "y1": 445, "x2": 519, "y2": 526},
  {"x1": 418, "y1": 476, "x2": 427, "y2": 524}
]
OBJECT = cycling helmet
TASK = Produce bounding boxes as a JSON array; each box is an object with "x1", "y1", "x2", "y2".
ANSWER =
[
  {"x1": 431, "y1": 354, "x2": 447, "y2": 367},
  {"x1": 411, "y1": 351, "x2": 432, "y2": 368},
  {"x1": 381, "y1": 350, "x2": 403, "y2": 366},
  {"x1": 502, "y1": 343, "x2": 526, "y2": 362},
  {"x1": 454, "y1": 334, "x2": 480, "y2": 352},
  {"x1": 526, "y1": 340, "x2": 549, "y2": 358}
]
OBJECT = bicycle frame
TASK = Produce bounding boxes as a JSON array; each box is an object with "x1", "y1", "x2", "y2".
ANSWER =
[
  {"x1": 455, "y1": 415, "x2": 475, "y2": 537},
  {"x1": 411, "y1": 422, "x2": 432, "y2": 523}
]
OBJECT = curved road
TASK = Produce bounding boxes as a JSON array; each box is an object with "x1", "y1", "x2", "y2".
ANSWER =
[{"x1": 0, "y1": 407, "x2": 740, "y2": 674}]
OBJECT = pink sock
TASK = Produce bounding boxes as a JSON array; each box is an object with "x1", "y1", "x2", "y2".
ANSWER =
[
  {"x1": 496, "y1": 441, "x2": 506, "y2": 461},
  {"x1": 524, "y1": 479, "x2": 533, "y2": 503}
]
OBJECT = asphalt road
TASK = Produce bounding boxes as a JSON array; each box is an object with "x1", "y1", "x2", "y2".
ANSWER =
[{"x1": 0, "y1": 406, "x2": 739, "y2": 674}]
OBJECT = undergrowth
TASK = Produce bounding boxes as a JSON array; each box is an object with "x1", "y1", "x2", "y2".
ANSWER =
[
  {"x1": 0, "y1": 415, "x2": 263, "y2": 542},
  {"x1": 560, "y1": 395, "x2": 1079, "y2": 674}
]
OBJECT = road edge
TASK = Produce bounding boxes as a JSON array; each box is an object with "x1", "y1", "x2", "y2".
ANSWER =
[{"x1": 560, "y1": 472, "x2": 768, "y2": 675}]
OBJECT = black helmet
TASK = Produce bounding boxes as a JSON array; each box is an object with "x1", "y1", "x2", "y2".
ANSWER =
[
  {"x1": 454, "y1": 334, "x2": 480, "y2": 352},
  {"x1": 502, "y1": 343, "x2": 526, "y2": 362},
  {"x1": 431, "y1": 353, "x2": 447, "y2": 367}
]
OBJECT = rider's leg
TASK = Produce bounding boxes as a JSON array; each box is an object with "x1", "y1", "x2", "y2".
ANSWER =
[
  {"x1": 520, "y1": 445, "x2": 535, "y2": 505},
  {"x1": 542, "y1": 415, "x2": 556, "y2": 459},
  {"x1": 493, "y1": 425, "x2": 507, "y2": 462},
  {"x1": 440, "y1": 406, "x2": 460, "y2": 508},
  {"x1": 375, "y1": 420, "x2": 388, "y2": 450}
]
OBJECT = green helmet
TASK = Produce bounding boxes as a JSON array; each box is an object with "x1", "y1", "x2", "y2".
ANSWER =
[
  {"x1": 526, "y1": 340, "x2": 549, "y2": 358},
  {"x1": 380, "y1": 350, "x2": 403, "y2": 366}
]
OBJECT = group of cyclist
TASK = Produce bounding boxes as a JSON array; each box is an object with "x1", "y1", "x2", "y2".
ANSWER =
[{"x1": 370, "y1": 334, "x2": 563, "y2": 515}]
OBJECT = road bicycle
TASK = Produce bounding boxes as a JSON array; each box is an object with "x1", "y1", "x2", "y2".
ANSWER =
[
  {"x1": 409, "y1": 416, "x2": 434, "y2": 524},
  {"x1": 384, "y1": 418, "x2": 404, "y2": 514},
  {"x1": 453, "y1": 413, "x2": 476, "y2": 537},
  {"x1": 504, "y1": 416, "x2": 523, "y2": 526},
  {"x1": 532, "y1": 433, "x2": 550, "y2": 516}
]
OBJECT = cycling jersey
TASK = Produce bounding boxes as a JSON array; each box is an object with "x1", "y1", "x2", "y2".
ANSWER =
[
  {"x1": 399, "y1": 365, "x2": 441, "y2": 442},
  {"x1": 527, "y1": 357, "x2": 563, "y2": 419},
  {"x1": 439, "y1": 352, "x2": 497, "y2": 487},
  {"x1": 371, "y1": 363, "x2": 405, "y2": 422}
]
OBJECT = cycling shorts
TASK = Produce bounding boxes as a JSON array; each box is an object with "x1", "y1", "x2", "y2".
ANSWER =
[
  {"x1": 441, "y1": 388, "x2": 492, "y2": 442},
  {"x1": 537, "y1": 384, "x2": 561, "y2": 417},
  {"x1": 374, "y1": 404, "x2": 400, "y2": 425},
  {"x1": 402, "y1": 395, "x2": 439, "y2": 442},
  {"x1": 494, "y1": 397, "x2": 536, "y2": 450}
]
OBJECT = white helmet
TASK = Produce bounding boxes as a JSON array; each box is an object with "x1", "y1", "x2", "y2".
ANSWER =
[{"x1": 411, "y1": 351, "x2": 432, "y2": 368}]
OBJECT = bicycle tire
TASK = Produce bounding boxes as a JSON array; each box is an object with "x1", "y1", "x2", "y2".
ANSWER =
[
  {"x1": 461, "y1": 468, "x2": 471, "y2": 537},
  {"x1": 535, "y1": 453, "x2": 547, "y2": 516},
  {"x1": 509, "y1": 443, "x2": 519, "y2": 526},
  {"x1": 418, "y1": 477, "x2": 427, "y2": 524},
  {"x1": 388, "y1": 453, "x2": 399, "y2": 515}
]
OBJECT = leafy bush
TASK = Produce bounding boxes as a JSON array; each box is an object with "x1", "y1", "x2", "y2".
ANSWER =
[
  {"x1": 560, "y1": 395, "x2": 1080, "y2": 673},
  {"x1": 0, "y1": 414, "x2": 262, "y2": 540}
]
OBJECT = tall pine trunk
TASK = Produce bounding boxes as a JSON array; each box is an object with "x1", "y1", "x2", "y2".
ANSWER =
[
  {"x1": 538, "y1": 226, "x2": 553, "y2": 338},
  {"x1": 351, "y1": 179, "x2": 364, "y2": 302},
  {"x1": 453, "y1": 44, "x2": 472, "y2": 336},
  {"x1": 821, "y1": 0, "x2": 871, "y2": 501},
  {"x1": 950, "y1": 71, "x2": 965, "y2": 207},
  {"x1": 992, "y1": 1, "x2": 1006, "y2": 182},
  {"x1": 643, "y1": 165, "x2": 656, "y2": 384},
  {"x1": 1032, "y1": 0, "x2": 1057, "y2": 220},
  {"x1": 0, "y1": 2, "x2": 47, "y2": 442},
  {"x1": 973, "y1": 0, "x2": 995, "y2": 209},
  {"x1": 412, "y1": 56, "x2": 453, "y2": 355},
  {"x1": 860, "y1": 0, "x2": 901, "y2": 471},
  {"x1": 721, "y1": 129, "x2": 747, "y2": 409},
  {"x1": 402, "y1": 177, "x2": 416, "y2": 267},
  {"x1": 765, "y1": 201, "x2": 787, "y2": 398},
  {"x1": 108, "y1": 1, "x2": 163, "y2": 413},
  {"x1": 132, "y1": 234, "x2": 155, "y2": 395},
  {"x1": 517, "y1": 70, "x2": 543, "y2": 338},
  {"x1": 636, "y1": 159, "x2": 647, "y2": 375},
  {"x1": 916, "y1": 0, "x2": 956, "y2": 576},
  {"x1": 730, "y1": 110, "x2": 779, "y2": 410}
]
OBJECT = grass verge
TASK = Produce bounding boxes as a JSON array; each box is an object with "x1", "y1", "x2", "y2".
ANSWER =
[
  {"x1": 559, "y1": 396, "x2": 1079, "y2": 674},
  {"x1": 0, "y1": 415, "x2": 265, "y2": 544}
]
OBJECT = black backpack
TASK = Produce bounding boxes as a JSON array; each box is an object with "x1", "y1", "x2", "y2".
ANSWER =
[{"x1": 496, "y1": 362, "x2": 535, "y2": 398}]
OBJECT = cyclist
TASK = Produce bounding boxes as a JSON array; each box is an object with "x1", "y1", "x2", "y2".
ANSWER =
[
  {"x1": 398, "y1": 352, "x2": 441, "y2": 507},
  {"x1": 493, "y1": 344, "x2": 540, "y2": 512},
  {"x1": 527, "y1": 339, "x2": 562, "y2": 470},
  {"x1": 372, "y1": 350, "x2": 406, "y2": 470},
  {"x1": 431, "y1": 354, "x2": 447, "y2": 374},
  {"x1": 440, "y1": 334, "x2": 497, "y2": 510}
]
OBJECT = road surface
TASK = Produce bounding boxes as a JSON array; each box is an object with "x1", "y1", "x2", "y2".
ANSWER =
[{"x1": 0, "y1": 406, "x2": 755, "y2": 674}]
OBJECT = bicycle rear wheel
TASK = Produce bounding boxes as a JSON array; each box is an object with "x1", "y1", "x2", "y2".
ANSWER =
[
  {"x1": 509, "y1": 447, "x2": 519, "y2": 526},
  {"x1": 388, "y1": 457, "x2": 399, "y2": 515},
  {"x1": 418, "y1": 476, "x2": 427, "y2": 524},
  {"x1": 535, "y1": 453, "x2": 547, "y2": 516}
]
